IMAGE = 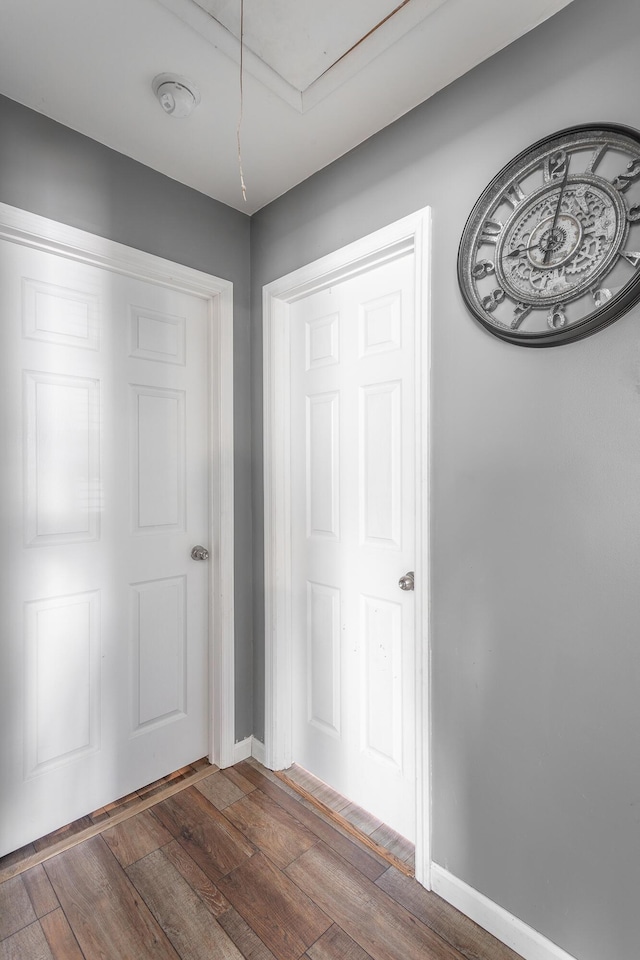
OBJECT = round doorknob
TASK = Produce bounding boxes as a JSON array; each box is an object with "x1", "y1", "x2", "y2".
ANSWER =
[
  {"x1": 398, "y1": 571, "x2": 414, "y2": 591},
  {"x1": 191, "y1": 545, "x2": 209, "y2": 561}
]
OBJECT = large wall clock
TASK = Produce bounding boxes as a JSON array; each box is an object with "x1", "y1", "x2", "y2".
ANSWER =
[{"x1": 458, "y1": 124, "x2": 640, "y2": 346}]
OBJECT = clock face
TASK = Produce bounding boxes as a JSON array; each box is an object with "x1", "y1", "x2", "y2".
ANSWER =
[{"x1": 458, "y1": 124, "x2": 640, "y2": 345}]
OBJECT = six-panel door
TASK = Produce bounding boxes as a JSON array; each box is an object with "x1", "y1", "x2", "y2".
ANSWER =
[
  {"x1": 290, "y1": 253, "x2": 416, "y2": 841},
  {"x1": 0, "y1": 240, "x2": 210, "y2": 856}
]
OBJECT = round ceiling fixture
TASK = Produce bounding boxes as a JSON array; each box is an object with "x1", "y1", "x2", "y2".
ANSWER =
[{"x1": 152, "y1": 73, "x2": 201, "y2": 119}]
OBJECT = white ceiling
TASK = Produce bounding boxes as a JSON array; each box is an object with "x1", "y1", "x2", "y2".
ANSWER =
[{"x1": 0, "y1": 0, "x2": 574, "y2": 214}]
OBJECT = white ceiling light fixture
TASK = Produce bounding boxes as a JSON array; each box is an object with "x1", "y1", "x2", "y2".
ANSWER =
[{"x1": 152, "y1": 73, "x2": 201, "y2": 118}]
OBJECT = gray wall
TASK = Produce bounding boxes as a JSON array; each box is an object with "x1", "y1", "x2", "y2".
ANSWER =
[
  {"x1": 250, "y1": 1, "x2": 640, "y2": 958},
  {"x1": 0, "y1": 94, "x2": 254, "y2": 740}
]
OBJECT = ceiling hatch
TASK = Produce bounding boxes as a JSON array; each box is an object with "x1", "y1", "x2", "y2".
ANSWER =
[{"x1": 159, "y1": 0, "x2": 449, "y2": 110}]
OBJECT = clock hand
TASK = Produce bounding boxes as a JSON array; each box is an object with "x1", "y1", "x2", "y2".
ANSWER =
[
  {"x1": 505, "y1": 241, "x2": 541, "y2": 258},
  {"x1": 544, "y1": 164, "x2": 570, "y2": 264}
]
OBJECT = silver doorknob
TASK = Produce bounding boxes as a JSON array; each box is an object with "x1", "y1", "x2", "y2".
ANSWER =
[
  {"x1": 398, "y1": 571, "x2": 414, "y2": 591},
  {"x1": 191, "y1": 545, "x2": 209, "y2": 561}
]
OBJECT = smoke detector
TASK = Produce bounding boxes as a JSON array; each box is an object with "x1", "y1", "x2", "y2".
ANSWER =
[{"x1": 152, "y1": 74, "x2": 201, "y2": 118}]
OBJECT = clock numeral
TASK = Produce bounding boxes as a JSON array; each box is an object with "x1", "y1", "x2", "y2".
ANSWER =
[
  {"x1": 511, "y1": 303, "x2": 532, "y2": 329},
  {"x1": 544, "y1": 150, "x2": 568, "y2": 182},
  {"x1": 547, "y1": 305, "x2": 566, "y2": 329},
  {"x1": 612, "y1": 157, "x2": 640, "y2": 193},
  {"x1": 481, "y1": 288, "x2": 506, "y2": 312},
  {"x1": 621, "y1": 250, "x2": 640, "y2": 268},
  {"x1": 627, "y1": 204, "x2": 640, "y2": 223},
  {"x1": 585, "y1": 144, "x2": 607, "y2": 174},
  {"x1": 503, "y1": 183, "x2": 526, "y2": 208},
  {"x1": 592, "y1": 288, "x2": 612, "y2": 306},
  {"x1": 479, "y1": 219, "x2": 503, "y2": 245},
  {"x1": 471, "y1": 259, "x2": 495, "y2": 279}
]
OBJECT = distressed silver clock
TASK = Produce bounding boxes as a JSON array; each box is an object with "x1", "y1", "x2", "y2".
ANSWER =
[{"x1": 458, "y1": 124, "x2": 640, "y2": 345}]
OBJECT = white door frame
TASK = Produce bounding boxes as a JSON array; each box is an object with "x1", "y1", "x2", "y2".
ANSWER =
[
  {"x1": 263, "y1": 207, "x2": 432, "y2": 887},
  {"x1": 0, "y1": 201, "x2": 236, "y2": 770}
]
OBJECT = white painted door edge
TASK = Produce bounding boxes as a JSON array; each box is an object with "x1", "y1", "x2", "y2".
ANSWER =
[
  {"x1": 262, "y1": 207, "x2": 432, "y2": 888},
  {"x1": 0, "y1": 201, "x2": 236, "y2": 771},
  {"x1": 431, "y1": 865, "x2": 580, "y2": 960}
]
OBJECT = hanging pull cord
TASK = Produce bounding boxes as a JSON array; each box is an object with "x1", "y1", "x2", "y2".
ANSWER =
[{"x1": 237, "y1": 0, "x2": 247, "y2": 203}]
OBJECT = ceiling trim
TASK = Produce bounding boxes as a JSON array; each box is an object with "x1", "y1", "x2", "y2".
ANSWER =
[{"x1": 302, "y1": 0, "x2": 448, "y2": 110}]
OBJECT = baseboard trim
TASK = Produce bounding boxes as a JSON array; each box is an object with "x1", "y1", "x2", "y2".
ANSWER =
[
  {"x1": 232, "y1": 737, "x2": 253, "y2": 764},
  {"x1": 232, "y1": 736, "x2": 266, "y2": 765},
  {"x1": 431, "y1": 864, "x2": 578, "y2": 960}
]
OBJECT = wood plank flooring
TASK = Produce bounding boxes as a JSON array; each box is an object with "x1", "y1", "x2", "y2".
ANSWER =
[
  {"x1": 0, "y1": 759, "x2": 525, "y2": 960},
  {"x1": 0, "y1": 758, "x2": 213, "y2": 883},
  {"x1": 276, "y1": 766, "x2": 414, "y2": 876}
]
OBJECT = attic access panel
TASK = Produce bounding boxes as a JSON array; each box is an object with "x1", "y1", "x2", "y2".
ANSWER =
[{"x1": 193, "y1": 0, "x2": 444, "y2": 92}]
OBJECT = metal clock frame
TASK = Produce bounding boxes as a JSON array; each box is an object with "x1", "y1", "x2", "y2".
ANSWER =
[{"x1": 458, "y1": 123, "x2": 640, "y2": 346}]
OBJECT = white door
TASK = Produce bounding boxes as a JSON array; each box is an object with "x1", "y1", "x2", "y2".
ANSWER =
[
  {"x1": 0, "y1": 238, "x2": 210, "y2": 856},
  {"x1": 290, "y1": 253, "x2": 416, "y2": 841}
]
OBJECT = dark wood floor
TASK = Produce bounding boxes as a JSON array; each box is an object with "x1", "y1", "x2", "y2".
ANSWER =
[
  {"x1": 0, "y1": 759, "x2": 524, "y2": 960},
  {"x1": 281, "y1": 764, "x2": 415, "y2": 872}
]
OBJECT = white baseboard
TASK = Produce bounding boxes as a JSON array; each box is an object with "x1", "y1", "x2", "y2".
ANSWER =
[
  {"x1": 232, "y1": 737, "x2": 253, "y2": 764},
  {"x1": 251, "y1": 737, "x2": 266, "y2": 765},
  {"x1": 232, "y1": 736, "x2": 266, "y2": 765},
  {"x1": 431, "y1": 864, "x2": 579, "y2": 960}
]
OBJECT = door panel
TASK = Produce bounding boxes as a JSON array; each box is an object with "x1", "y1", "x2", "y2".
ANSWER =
[
  {"x1": 24, "y1": 371, "x2": 101, "y2": 544},
  {"x1": 131, "y1": 575, "x2": 186, "y2": 732},
  {"x1": 307, "y1": 580, "x2": 341, "y2": 736},
  {"x1": 24, "y1": 591, "x2": 101, "y2": 777},
  {"x1": 0, "y1": 239, "x2": 210, "y2": 856},
  {"x1": 290, "y1": 254, "x2": 416, "y2": 841},
  {"x1": 131, "y1": 385, "x2": 186, "y2": 531}
]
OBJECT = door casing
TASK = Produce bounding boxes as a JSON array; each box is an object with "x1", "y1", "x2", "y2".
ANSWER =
[
  {"x1": 0, "y1": 200, "x2": 236, "y2": 771},
  {"x1": 262, "y1": 207, "x2": 432, "y2": 887}
]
